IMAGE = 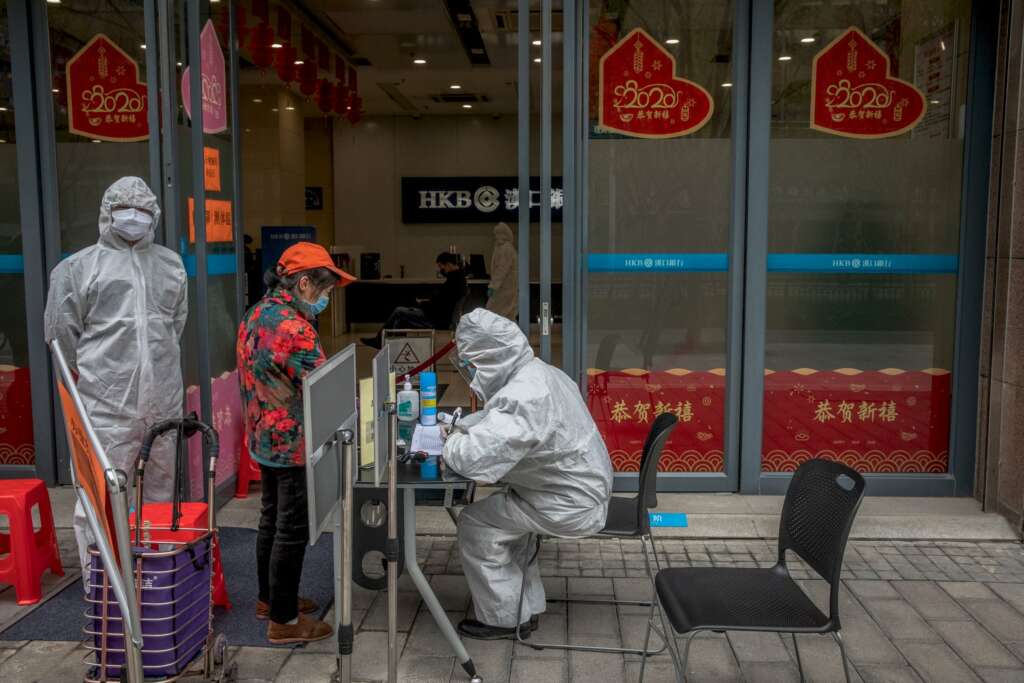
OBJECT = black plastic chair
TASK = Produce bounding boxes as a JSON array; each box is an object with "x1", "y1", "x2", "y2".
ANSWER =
[
  {"x1": 640, "y1": 458, "x2": 866, "y2": 683},
  {"x1": 515, "y1": 412, "x2": 679, "y2": 657}
]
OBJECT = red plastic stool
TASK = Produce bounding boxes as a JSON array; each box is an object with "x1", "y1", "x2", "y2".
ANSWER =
[
  {"x1": 0, "y1": 479, "x2": 65, "y2": 605},
  {"x1": 130, "y1": 502, "x2": 232, "y2": 609},
  {"x1": 234, "y1": 433, "x2": 260, "y2": 499}
]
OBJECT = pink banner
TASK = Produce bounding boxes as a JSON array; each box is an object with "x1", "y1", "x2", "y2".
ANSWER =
[
  {"x1": 181, "y1": 20, "x2": 228, "y2": 134},
  {"x1": 186, "y1": 370, "x2": 243, "y2": 499}
]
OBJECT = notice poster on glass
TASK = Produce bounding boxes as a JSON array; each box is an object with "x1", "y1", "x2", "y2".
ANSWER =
[{"x1": 913, "y1": 24, "x2": 958, "y2": 139}]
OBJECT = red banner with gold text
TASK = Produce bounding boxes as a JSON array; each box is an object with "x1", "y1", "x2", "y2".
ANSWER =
[{"x1": 589, "y1": 368, "x2": 950, "y2": 474}]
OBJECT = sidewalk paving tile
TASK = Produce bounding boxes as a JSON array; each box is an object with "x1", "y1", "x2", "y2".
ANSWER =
[
  {"x1": 931, "y1": 620, "x2": 1022, "y2": 669},
  {"x1": 895, "y1": 641, "x2": 983, "y2": 682},
  {"x1": 893, "y1": 581, "x2": 972, "y2": 621},
  {"x1": 275, "y1": 653, "x2": 337, "y2": 683},
  {"x1": 511, "y1": 656, "x2": 566, "y2": 683}
]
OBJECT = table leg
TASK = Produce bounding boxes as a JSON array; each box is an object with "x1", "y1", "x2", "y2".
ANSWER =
[{"x1": 403, "y1": 489, "x2": 481, "y2": 682}]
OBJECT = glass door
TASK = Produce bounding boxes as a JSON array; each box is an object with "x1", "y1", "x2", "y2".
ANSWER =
[
  {"x1": 582, "y1": 0, "x2": 740, "y2": 490},
  {"x1": 752, "y1": 0, "x2": 974, "y2": 493}
]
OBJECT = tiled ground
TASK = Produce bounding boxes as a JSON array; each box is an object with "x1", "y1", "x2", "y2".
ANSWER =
[{"x1": 1, "y1": 536, "x2": 1022, "y2": 682}]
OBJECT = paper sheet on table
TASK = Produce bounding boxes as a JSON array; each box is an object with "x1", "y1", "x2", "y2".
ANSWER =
[{"x1": 410, "y1": 424, "x2": 445, "y2": 456}]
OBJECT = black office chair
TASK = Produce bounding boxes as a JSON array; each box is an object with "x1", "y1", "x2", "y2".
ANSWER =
[
  {"x1": 514, "y1": 412, "x2": 679, "y2": 657},
  {"x1": 640, "y1": 458, "x2": 866, "y2": 683}
]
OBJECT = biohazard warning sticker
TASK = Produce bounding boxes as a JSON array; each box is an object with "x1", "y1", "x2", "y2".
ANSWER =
[{"x1": 387, "y1": 335, "x2": 433, "y2": 378}]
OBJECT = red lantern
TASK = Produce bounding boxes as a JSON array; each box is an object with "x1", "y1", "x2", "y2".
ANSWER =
[
  {"x1": 299, "y1": 61, "x2": 318, "y2": 97},
  {"x1": 335, "y1": 55, "x2": 347, "y2": 82},
  {"x1": 274, "y1": 45, "x2": 297, "y2": 83},
  {"x1": 251, "y1": 0, "x2": 269, "y2": 24},
  {"x1": 248, "y1": 22, "x2": 274, "y2": 69},
  {"x1": 276, "y1": 7, "x2": 292, "y2": 43},
  {"x1": 316, "y1": 79, "x2": 334, "y2": 114},
  {"x1": 215, "y1": 4, "x2": 248, "y2": 46},
  {"x1": 301, "y1": 26, "x2": 316, "y2": 60},
  {"x1": 333, "y1": 82, "x2": 350, "y2": 115},
  {"x1": 346, "y1": 95, "x2": 362, "y2": 124}
]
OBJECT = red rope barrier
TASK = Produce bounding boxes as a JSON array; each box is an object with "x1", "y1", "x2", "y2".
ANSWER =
[{"x1": 402, "y1": 339, "x2": 456, "y2": 378}]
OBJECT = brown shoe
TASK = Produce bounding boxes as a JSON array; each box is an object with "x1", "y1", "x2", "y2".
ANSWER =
[
  {"x1": 267, "y1": 613, "x2": 333, "y2": 645},
  {"x1": 256, "y1": 597, "x2": 319, "y2": 620}
]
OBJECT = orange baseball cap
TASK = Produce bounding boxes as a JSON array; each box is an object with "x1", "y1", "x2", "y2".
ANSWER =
[{"x1": 278, "y1": 242, "x2": 357, "y2": 287}]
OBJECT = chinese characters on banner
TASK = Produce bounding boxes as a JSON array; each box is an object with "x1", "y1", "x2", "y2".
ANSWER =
[
  {"x1": 66, "y1": 35, "x2": 148, "y2": 142},
  {"x1": 204, "y1": 147, "x2": 221, "y2": 192},
  {"x1": 588, "y1": 369, "x2": 726, "y2": 472},
  {"x1": 811, "y1": 27, "x2": 927, "y2": 138},
  {"x1": 589, "y1": 368, "x2": 951, "y2": 474},
  {"x1": 181, "y1": 19, "x2": 228, "y2": 134},
  {"x1": 187, "y1": 197, "x2": 233, "y2": 242},
  {"x1": 761, "y1": 369, "x2": 950, "y2": 473},
  {"x1": 598, "y1": 28, "x2": 713, "y2": 138}
]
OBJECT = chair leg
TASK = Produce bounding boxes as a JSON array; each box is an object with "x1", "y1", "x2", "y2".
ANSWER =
[
  {"x1": 792, "y1": 633, "x2": 805, "y2": 682},
  {"x1": 676, "y1": 631, "x2": 697, "y2": 683},
  {"x1": 638, "y1": 592, "x2": 656, "y2": 683},
  {"x1": 637, "y1": 535, "x2": 668, "y2": 657},
  {"x1": 833, "y1": 631, "x2": 853, "y2": 683}
]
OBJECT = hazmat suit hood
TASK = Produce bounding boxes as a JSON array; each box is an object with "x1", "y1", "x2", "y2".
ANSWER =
[
  {"x1": 98, "y1": 176, "x2": 161, "y2": 249},
  {"x1": 456, "y1": 308, "x2": 533, "y2": 402},
  {"x1": 494, "y1": 222, "x2": 513, "y2": 245}
]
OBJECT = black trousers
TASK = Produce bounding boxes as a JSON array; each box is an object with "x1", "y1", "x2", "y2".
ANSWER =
[{"x1": 256, "y1": 464, "x2": 309, "y2": 623}]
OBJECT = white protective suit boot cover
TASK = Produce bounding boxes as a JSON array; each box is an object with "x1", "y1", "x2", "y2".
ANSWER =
[
  {"x1": 45, "y1": 177, "x2": 187, "y2": 572},
  {"x1": 444, "y1": 309, "x2": 613, "y2": 627}
]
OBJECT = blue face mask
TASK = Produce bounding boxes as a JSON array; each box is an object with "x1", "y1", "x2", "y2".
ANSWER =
[
  {"x1": 458, "y1": 358, "x2": 477, "y2": 379},
  {"x1": 298, "y1": 293, "x2": 330, "y2": 317}
]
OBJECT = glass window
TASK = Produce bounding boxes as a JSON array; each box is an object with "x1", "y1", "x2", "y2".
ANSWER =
[
  {"x1": 586, "y1": 0, "x2": 734, "y2": 473},
  {"x1": 0, "y1": 0, "x2": 35, "y2": 467},
  {"x1": 762, "y1": 0, "x2": 971, "y2": 474},
  {"x1": 48, "y1": 0, "x2": 151, "y2": 253}
]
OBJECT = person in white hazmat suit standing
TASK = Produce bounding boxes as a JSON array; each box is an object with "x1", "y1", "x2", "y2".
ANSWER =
[
  {"x1": 45, "y1": 176, "x2": 187, "y2": 571},
  {"x1": 443, "y1": 308, "x2": 612, "y2": 639},
  {"x1": 485, "y1": 222, "x2": 517, "y2": 320}
]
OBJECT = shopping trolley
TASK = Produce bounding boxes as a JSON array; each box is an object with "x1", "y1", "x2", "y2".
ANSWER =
[{"x1": 82, "y1": 416, "x2": 236, "y2": 682}]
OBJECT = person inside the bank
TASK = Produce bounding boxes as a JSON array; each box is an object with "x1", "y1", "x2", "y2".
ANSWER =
[
  {"x1": 441, "y1": 308, "x2": 613, "y2": 640},
  {"x1": 237, "y1": 241, "x2": 356, "y2": 644},
  {"x1": 361, "y1": 251, "x2": 468, "y2": 349}
]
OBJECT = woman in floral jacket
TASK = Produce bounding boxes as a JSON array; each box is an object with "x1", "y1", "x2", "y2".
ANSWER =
[{"x1": 236, "y1": 242, "x2": 354, "y2": 644}]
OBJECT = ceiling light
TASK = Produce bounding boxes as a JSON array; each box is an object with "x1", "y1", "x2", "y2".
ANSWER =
[
  {"x1": 940, "y1": 40, "x2": 947, "y2": 51},
  {"x1": 271, "y1": 108, "x2": 278, "y2": 112},
  {"x1": 285, "y1": 105, "x2": 295, "y2": 111},
  {"x1": 176, "y1": 61, "x2": 182, "y2": 67},
  {"x1": 140, "y1": 44, "x2": 146, "y2": 49},
  {"x1": 253, "y1": 98, "x2": 263, "y2": 103},
  {"x1": 450, "y1": 84, "x2": 462, "y2": 90},
  {"x1": 46, "y1": 0, "x2": 60, "y2": 4},
  {"x1": 533, "y1": 57, "x2": 541, "y2": 63},
  {"x1": 930, "y1": 99, "x2": 941, "y2": 105},
  {"x1": 722, "y1": 82, "x2": 733, "y2": 88},
  {"x1": 0, "y1": 139, "x2": 6, "y2": 144},
  {"x1": 462, "y1": 104, "x2": 472, "y2": 109},
  {"x1": 52, "y1": 88, "x2": 59, "y2": 93},
  {"x1": 346, "y1": 106, "x2": 351, "y2": 110},
  {"x1": 91, "y1": 139, "x2": 101, "y2": 143},
  {"x1": 778, "y1": 55, "x2": 792, "y2": 62},
  {"x1": 294, "y1": 60, "x2": 304, "y2": 65},
  {"x1": 245, "y1": 128, "x2": 251, "y2": 132},
  {"x1": 800, "y1": 37, "x2": 816, "y2": 44},
  {"x1": 665, "y1": 38, "x2": 680, "y2": 45},
  {"x1": 271, "y1": 42, "x2": 283, "y2": 49},
  {"x1": 0, "y1": 107, "x2": 7, "y2": 112},
  {"x1": 532, "y1": 40, "x2": 541, "y2": 46},
  {"x1": 413, "y1": 58, "x2": 427, "y2": 65}
]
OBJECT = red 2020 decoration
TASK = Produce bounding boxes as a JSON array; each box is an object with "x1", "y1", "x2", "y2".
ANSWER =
[
  {"x1": 811, "y1": 27, "x2": 926, "y2": 139},
  {"x1": 598, "y1": 28, "x2": 713, "y2": 139}
]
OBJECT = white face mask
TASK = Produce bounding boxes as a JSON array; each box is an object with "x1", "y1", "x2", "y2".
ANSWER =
[{"x1": 110, "y1": 208, "x2": 154, "y2": 242}]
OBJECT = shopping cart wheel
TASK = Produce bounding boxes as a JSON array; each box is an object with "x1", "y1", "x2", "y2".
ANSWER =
[{"x1": 213, "y1": 633, "x2": 229, "y2": 666}]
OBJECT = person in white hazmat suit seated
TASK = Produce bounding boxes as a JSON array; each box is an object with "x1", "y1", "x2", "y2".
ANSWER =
[
  {"x1": 45, "y1": 176, "x2": 187, "y2": 572},
  {"x1": 441, "y1": 308, "x2": 613, "y2": 640}
]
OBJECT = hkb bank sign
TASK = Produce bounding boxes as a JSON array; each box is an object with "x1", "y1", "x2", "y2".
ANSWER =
[{"x1": 401, "y1": 176, "x2": 564, "y2": 224}]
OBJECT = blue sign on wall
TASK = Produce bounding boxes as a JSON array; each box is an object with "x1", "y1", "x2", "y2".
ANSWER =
[{"x1": 260, "y1": 226, "x2": 317, "y2": 297}]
